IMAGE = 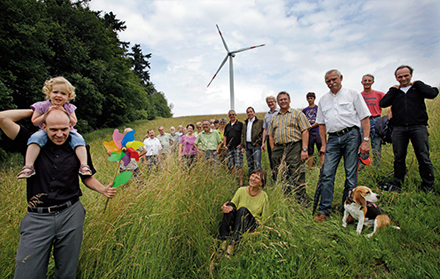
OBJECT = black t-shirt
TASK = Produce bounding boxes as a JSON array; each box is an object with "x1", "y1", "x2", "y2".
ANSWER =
[
  {"x1": 224, "y1": 121, "x2": 243, "y2": 149},
  {"x1": 14, "y1": 126, "x2": 96, "y2": 206}
]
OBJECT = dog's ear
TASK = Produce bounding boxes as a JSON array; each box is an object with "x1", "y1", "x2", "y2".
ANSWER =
[{"x1": 353, "y1": 188, "x2": 367, "y2": 209}]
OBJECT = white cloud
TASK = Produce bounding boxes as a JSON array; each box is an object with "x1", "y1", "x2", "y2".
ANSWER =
[{"x1": 89, "y1": 0, "x2": 440, "y2": 117}]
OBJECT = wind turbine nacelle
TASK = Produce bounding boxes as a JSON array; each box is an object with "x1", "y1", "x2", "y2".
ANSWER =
[{"x1": 231, "y1": 53, "x2": 236, "y2": 57}]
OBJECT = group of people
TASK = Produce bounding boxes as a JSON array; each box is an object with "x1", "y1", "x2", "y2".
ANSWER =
[
  {"x1": 0, "y1": 64, "x2": 437, "y2": 275},
  {"x1": 219, "y1": 65, "x2": 437, "y2": 244}
]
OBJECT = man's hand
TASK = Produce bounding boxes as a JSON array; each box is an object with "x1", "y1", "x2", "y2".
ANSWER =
[
  {"x1": 102, "y1": 184, "x2": 116, "y2": 198},
  {"x1": 301, "y1": 150, "x2": 308, "y2": 162},
  {"x1": 319, "y1": 145, "x2": 326, "y2": 155},
  {"x1": 359, "y1": 141, "x2": 370, "y2": 155}
]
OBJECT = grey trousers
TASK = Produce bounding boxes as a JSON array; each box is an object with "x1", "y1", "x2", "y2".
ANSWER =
[
  {"x1": 272, "y1": 141, "x2": 307, "y2": 203},
  {"x1": 14, "y1": 201, "x2": 86, "y2": 279}
]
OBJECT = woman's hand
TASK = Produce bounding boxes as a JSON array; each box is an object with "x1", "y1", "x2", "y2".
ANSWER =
[{"x1": 221, "y1": 202, "x2": 233, "y2": 213}]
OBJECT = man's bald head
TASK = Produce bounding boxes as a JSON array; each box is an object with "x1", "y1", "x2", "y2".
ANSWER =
[{"x1": 42, "y1": 108, "x2": 72, "y2": 145}]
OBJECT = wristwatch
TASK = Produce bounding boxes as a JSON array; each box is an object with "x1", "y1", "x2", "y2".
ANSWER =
[
  {"x1": 302, "y1": 148, "x2": 308, "y2": 152},
  {"x1": 363, "y1": 137, "x2": 370, "y2": 141}
]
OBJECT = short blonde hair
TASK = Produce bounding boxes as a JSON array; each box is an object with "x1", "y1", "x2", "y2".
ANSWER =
[
  {"x1": 42, "y1": 76, "x2": 76, "y2": 102},
  {"x1": 266, "y1": 96, "x2": 276, "y2": 102}
]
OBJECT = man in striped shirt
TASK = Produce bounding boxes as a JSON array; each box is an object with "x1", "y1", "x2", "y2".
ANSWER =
[{"x1": 269, "y1": 91, "x2": 310, "y2": 203}]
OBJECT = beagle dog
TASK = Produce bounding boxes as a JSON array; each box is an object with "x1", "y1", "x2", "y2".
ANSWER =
[{"x1": 342, "y1": 186, "x2": 400, "y2": 238}]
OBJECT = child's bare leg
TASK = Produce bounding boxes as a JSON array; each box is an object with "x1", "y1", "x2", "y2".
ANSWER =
[
  {"x1": 17, "y1": 144, "x2": 40, "y2": 178},
  {"x1": 76, "y1": 146, "x2": 92, "y2": 175}
]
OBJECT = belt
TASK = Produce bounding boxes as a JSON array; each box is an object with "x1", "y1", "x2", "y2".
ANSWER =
[
  {"x1": 370, "y1": 115, "x2": 380, "y2": 119},
  {"x1": 329, "y1": 126, "x2": 357, "y2": 137},
  {"x1": 28, "y1": 197, "x2": 79, "y2": 213}
]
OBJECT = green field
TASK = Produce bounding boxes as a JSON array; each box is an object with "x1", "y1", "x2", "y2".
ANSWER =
[{"x1": 1, "y1": 102, "x2": 439, "y2": 278}]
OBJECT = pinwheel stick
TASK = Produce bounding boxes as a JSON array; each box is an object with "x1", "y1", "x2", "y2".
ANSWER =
[{"x1": 103, "y1": 159, "x2": 121, "y2": 214}]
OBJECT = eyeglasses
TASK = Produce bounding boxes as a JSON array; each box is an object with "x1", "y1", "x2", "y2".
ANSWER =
[{"x1": 228, "y1": 114, "x2": 236, "y2": 116}]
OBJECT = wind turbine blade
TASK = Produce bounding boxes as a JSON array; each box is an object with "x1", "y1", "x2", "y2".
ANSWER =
[
  {"x1": 207, "y1": 54, "x2": 229, "y2": 88},
  {"x1": 230, "y1": 44, "x2": 265, "y2": 55},
  {"x1": 216, "y1": 24, "x2": 230, "y2": 53}
]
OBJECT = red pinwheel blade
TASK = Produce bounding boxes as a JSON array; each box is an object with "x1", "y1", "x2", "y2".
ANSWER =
[{"x1": 127, "y1": 147, "x2": 139, "y2": 161}]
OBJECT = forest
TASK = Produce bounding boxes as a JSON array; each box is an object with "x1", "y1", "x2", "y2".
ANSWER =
[{"x1": 0, "y1": 0, "x2": 172, "y2": 159}]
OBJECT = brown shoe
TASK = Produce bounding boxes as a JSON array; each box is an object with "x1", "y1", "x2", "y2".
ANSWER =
[
  {"x1": 313, "y1": 213, "x2": 330, "y2": 223},
  {"x1": 346, "y1": 215, "x2": 355, "y2": 224}
]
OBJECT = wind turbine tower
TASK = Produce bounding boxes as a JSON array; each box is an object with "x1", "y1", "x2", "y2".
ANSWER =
[{"x1": 207, "y1": 25, "x2": 265, "y2": 110}]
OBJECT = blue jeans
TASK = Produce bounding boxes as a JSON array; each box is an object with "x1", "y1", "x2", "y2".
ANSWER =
[
  {"x1": 360, "y1": 116, "x2": 382, "y2": 168},
  {"x1": 319, "y1": 128, "x2": 360, "y2": 215},
  {"x1": 392, "y1": 125, "x2": 434, "y2": 187},
  {"x1": 27, "y1": 129, "x2": 86, "y2": 150},
  {"x1": 245, "y1": 143, "x2": 262, "y2": 174},
  {"x1": 370, "y1": 117, "x2": 382, "y2": 167}
]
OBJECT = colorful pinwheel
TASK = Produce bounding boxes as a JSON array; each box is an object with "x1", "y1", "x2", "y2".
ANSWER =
[
  {"x1": 104, "y1": 129, "x2": 144, "y2": 170},
  {"x1": 102, "y1": 129, "x2": 144, "y2": 212}
]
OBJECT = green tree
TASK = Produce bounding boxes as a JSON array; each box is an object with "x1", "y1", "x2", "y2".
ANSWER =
[
  {"x1": 0, "y1": 0, "x2": 172, "y2": 160},
  {"x1": 128, "y1": 44, "x2": 152, "y2": 87}
]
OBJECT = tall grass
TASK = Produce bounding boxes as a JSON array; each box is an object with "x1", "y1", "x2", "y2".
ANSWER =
[{"x1": 1, "y1": 104, "x2": 439, "y2": 278}]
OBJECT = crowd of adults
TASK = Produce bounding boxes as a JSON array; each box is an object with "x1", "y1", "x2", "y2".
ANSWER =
[
  {"x1": 112, "y1": 65, "x2": 439, "y2": 226},
  {"x1": 0, "y1": 65, "x2": 438, "y2": 273}
]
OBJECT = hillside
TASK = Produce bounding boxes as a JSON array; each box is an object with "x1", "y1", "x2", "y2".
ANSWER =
[{"x1": 0, "y1": 100, "x2": 439, "y2": 278}]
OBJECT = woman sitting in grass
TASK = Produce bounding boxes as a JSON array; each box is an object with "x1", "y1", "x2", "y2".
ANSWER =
[{"x1": 219, "y1": 169, "x2": 269, "y2": 256}]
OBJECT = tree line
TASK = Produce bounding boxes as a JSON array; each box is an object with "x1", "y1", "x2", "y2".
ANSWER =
[{"x1": 0, "y1": 0, "x2": 172, "y2": 159}]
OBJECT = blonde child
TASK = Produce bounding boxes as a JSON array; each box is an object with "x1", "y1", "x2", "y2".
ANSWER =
[{"x1": 17, "y1": 77, "x2": 92, "y2": 178}]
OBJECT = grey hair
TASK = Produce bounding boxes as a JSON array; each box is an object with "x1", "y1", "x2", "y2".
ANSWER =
[{"x1": 325, "y1": 69, "x2": 342, "y2": 78}]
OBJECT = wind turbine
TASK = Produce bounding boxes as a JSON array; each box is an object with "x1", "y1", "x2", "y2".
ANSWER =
[{"x1": 207, "y1": 25, "x2": 265, "y2": 110}]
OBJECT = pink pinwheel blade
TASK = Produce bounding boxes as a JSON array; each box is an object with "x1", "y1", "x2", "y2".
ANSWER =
[{"x1": 112, "y1": 129, "x2": 124, "y2": 149}]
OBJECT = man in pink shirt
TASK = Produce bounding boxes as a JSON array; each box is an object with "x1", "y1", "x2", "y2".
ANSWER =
[{"x1": 361, "y1": 74, "x2": 385, "y2": 168}]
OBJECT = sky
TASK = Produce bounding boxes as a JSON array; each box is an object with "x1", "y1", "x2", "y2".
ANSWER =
[{"x1": 89, "y1": 0, "x2": 440, "y2": 117}]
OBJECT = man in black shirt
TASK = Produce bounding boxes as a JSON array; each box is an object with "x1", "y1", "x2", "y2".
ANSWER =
[
  {"x1": 379, "y1": 65, "x2": 438, "y2": 193},
  {"x1": 223, "y1": 110, "x2": 244, "y2": 185},
  {"x1": 0, "y1": 108, "x2": 116, "y2": 279}
]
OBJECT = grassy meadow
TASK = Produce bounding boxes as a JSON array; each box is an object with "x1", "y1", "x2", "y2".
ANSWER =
[{"x1": 1, "y1": 102, "x2": 439, "y2": 278}]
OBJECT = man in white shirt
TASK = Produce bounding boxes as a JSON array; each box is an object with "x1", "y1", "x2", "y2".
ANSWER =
[
  {"x1": 314, "y1": 69, "x2": 371, "y2": 223},
  {"x1": 143, "y1": 129, "x2": 162, "y2": 168},
  {"x1": 241, "y1": 107, "x2": 264, "y2": 175}
]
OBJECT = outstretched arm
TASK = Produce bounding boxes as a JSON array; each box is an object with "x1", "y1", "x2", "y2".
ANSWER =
[
  {"x1": 82, "y1": 176, "x2": 116, "y2": 198},
  {"x1": 0, "y1": 109, "x2": 33, "y2": 140}
]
